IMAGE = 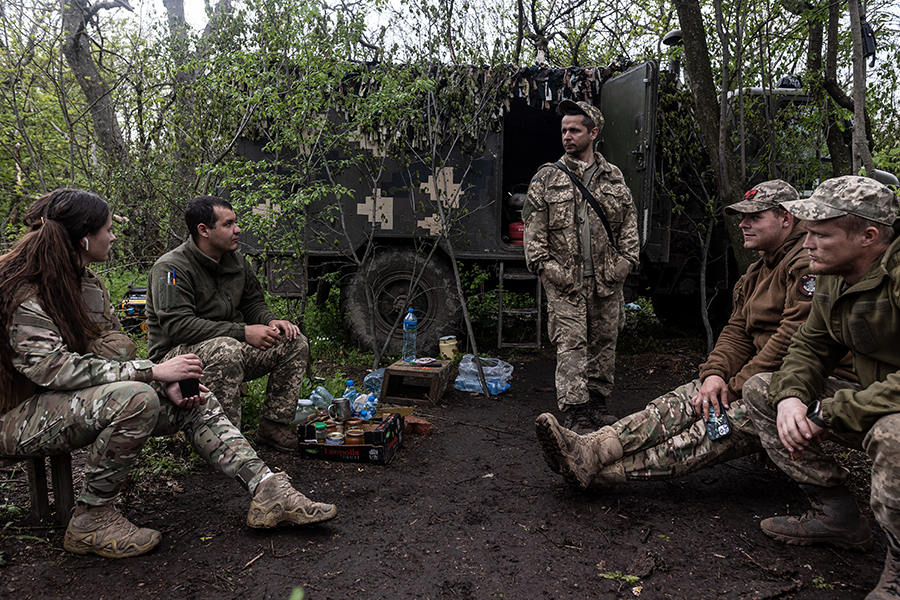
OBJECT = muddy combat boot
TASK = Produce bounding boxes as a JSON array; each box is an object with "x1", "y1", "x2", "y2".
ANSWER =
[
  {"x1": 535, "y1": 413, "x2": 623, "y2": 489},
  {"x1": 63, "y1": 504, "x2": 161, "y2": 558},
  {"x1": 247, "y1": 472, "x2": 337, "y2": 528},
  {"x1": 255, "y1": 418, "x2": 299, "y2": 452},
  {"x1": 867, "y1": 533, "x2": 900, "y2": 600},
  {"x1": 761, "y1": 484, "x2": 873, "y2": 551}
]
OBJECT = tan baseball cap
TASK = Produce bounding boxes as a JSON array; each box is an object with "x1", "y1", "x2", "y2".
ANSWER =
[
  {"x1": 558, "y1": 99, "x2": 604, "y2": 134},
  {"x1": 780, "y1": 176, "x2": 900, "y2": 226},
  {"x1": 725, "y1": 180, "x2": 799, "y2": 215}
]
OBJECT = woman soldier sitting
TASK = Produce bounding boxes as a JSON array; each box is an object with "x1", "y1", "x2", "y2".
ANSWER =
[{"x1": 0, "y1": 189, "x2": 337, "y2": 558}]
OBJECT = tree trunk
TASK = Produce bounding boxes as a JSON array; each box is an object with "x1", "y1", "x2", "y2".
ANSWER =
[
  {"x1": 60, "y1": 0, "x2": 130, "y2": 166},
  {"x1": 847, "y1": 0, "x2": 876, "y2": 175}
]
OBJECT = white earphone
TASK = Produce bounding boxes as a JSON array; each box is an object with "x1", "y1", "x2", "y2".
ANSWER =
[{"x1": 82, "y1": 237, "x2": 89, "y2": 251}]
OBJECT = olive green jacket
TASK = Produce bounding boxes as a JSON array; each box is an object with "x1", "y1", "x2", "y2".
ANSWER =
[
  {"x1": 146, "y1": 238, "x2": 276, "y2": 362},
  {"x1": 769, "y1": 235, "x2": 900, "y2": 433}
]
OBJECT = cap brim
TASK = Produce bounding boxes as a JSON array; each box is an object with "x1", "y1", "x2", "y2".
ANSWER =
[
  {"x1": 725, "y1": 200, "x2": 777, "y2": 215},
  {"x1": 780, "y1": 198, "x2": 848, "y2": 221}
]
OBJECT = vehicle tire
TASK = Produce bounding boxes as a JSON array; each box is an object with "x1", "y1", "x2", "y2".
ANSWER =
[{"x1": 340, "y1": 247, "x2": 462, "y2": 355}]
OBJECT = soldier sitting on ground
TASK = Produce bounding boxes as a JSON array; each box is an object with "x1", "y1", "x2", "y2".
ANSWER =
[
  {"x1": 146, "y1": 195, "x2": 307, "y2": 451},
  {"x1": 0, "y1": 189, "x2": 336, "y2": 559},
  {"x1": 535, "y1": 180, "x2": 854, "y2": 489}
]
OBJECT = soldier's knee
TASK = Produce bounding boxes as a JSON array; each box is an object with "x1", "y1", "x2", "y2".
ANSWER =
[{"x1": 742, "y1": 372, "x2": 773, "y2": 409}]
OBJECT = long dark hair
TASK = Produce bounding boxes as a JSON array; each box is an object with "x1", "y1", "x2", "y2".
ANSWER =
[{"x1": 0, "y1": 189, "x2": 110, "y2": 409}]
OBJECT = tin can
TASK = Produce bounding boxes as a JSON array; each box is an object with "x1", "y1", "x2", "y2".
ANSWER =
[{"x1": 326, "y1": 432, "x2": 345, "y2": 445}]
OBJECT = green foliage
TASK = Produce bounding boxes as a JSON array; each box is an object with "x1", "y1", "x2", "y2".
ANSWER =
[
  {"x1": 598, "y1": 571, "x2": 641, "y2": 584},
  {"x1": 134, "y1": 436, "x2": 201, "y2": 480},
  {"x1": 812, "y1": 576, "x2": 834, "y2": 591}
]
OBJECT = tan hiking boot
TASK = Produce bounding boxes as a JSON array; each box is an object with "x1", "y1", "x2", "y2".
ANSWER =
[
  {"x1": 867, "y1": 541, "x2": 900, "y2": 600},
  {"x1": 63, "y1": 504, "x2": 161, "y2": 558},
  {"x1": 256, "y1": 418, "x2": 298, "y2": 452},
  {"x1": 535, "y1": 413, "x2": 623, "y2": 489},
  {"x1": 761, "y1": 485, "x2": 873, "y2": 551},
  {"x1": 247, "y1": 472, "x2": 337, "y2": 528}
]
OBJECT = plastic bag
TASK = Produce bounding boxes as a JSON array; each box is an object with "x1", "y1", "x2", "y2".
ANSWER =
[
  {"x1": 454, "y1": 354, "x2": 513, "y2": 394},
  {"x1": 363, "y1": 368, "x2": 385, "y2": 397}
]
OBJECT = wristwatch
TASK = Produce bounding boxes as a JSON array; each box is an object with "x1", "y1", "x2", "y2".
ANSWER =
[{"x1": 806, "y1": 400, "x2": 826, "y2": 428}]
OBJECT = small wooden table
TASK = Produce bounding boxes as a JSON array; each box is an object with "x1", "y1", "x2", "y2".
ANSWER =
[{"x1": 380, "y1": 360, "x2": 453, "y2": 406}]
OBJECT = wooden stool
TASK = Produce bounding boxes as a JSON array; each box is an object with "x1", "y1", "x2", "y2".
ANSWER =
[
  {"x1": 380, "y1": 360, "x2": 452, "y2": 406},
  {"x1": 1, "y1": 454, "x2": 75, "y2": 526}
]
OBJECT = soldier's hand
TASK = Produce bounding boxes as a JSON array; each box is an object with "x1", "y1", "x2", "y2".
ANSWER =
[
  {"x1": 245, "y1": 324, "x2": 281, "y2": 350},
  {"x1": 776, "y1": 397, "x2": 824, "y2": 461},
  {"x1": 152, "y1": 354, "x2": 204, "y2": 383},
  {"x1": 269, "y1": 319, "x2": 300, "y2": 341},
  {"x1": 692, "y1": 375, "x2": 730, "y2": 420},
  {"x1": 166, "y1": 382, "x2": 209, "y2": 410}
]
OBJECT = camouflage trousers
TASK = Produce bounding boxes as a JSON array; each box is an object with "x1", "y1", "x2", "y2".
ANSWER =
[
  {"x1": 545, "y1": 277, "x2": 624, "y2": 411},
  {"x1": 743, "y1": 372, "x2": 900, "y2": 541},
  {"x1": 163, "y1": 334, "x2": 309, "y2": 429},
  {"x1": 612, "y1": 378, "x2": 763, "y2": 480},
  {"x1": 0, "y1": 383, "x2": 269, "y2": 507}
]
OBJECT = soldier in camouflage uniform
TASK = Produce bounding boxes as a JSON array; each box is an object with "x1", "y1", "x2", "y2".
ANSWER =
[
  {"x1": 536, "y1": 181, "x2": 855, "y2": 490},
  {"x1": 741, "y1": 176, "x2": 900, "y2": 599},
  {"x1": 523, "y1": 99, "x2": 640, "y2": 433},
  {"x1": 146, "y1": 195, "x2": 307, "y2": 451},
  {"x1": 0, "y1": 190, "x2": 336, "y2": 559}
]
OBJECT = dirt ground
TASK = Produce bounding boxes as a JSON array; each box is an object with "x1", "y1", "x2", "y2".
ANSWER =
[{"x1": 0, "y1": 328, "x2": 886, "y2": 600}]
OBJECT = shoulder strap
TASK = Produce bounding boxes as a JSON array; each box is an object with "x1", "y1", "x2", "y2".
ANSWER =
[{"x1": 553, "y1": 161, "x2": 615, "y2": 243}]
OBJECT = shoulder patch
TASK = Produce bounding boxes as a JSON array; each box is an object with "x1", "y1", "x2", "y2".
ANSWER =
[{"x1": 798, "y1": 273, "x2": 816, "y2": 297}]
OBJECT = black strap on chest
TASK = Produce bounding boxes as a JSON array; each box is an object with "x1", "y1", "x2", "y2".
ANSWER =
[{"x1": 553, "y1": 161, "x2": 614, "y2": 243}]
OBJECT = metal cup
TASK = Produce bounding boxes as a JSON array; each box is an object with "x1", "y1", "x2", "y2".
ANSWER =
[{"x1": 328, "y1": 398, "x2": 351, "y2": 422}]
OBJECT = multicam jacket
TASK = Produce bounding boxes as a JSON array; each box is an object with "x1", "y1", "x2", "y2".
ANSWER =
[
  {"x1": 146, "y1": 237, "x2": 277, "y2": 362},
  {"x1": 523, "y1": 152, "x2": 639, "y2": 298},
  {"x1": 6, "y1": 276, "x2": 154, "y2": 408},
  {"x1": 769, "y1": 235, "x2": 900, "y2": 433}
]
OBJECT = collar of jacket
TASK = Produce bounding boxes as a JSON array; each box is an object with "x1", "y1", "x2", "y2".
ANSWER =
[
  {"x1": 185, "y1": 236, "x2": 243, "y2": 275},
  {"x1": 757, "y1": 223, "x2": 807, "y2": 269},
  {"x1": 823, "y1": 233, "x2": 900, "y2": 297},
  {"x1": 560, "y1": 151, "x2": 611, "y2": 178}
]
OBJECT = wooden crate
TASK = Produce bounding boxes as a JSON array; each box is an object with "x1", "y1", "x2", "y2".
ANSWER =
[{"x1": 380, "y1": 360, "x2": 453, "y2": 406}]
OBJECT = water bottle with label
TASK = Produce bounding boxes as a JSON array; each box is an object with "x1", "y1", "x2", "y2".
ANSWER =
[
  {"x1": 402, "y1": 308, "x2": 417, "y2": 362},
  {"x1": 343, "y1": 379, "x2": 357, "y2": 399},
  {"x1": 351, "y1": 393, "x2": 368, "y2": 417}
]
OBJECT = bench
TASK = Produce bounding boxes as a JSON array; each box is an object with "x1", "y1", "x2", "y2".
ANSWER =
[{"x1": 0, "y1": 454, "x2": 75, "y2": 526}]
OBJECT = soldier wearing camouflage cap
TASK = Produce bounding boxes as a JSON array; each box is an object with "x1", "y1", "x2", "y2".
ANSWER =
[
  {"x1": 535, "y1": 181, "x2": 860, "y2": 496},
  {"x1": 523, "y1": 99, "x2": 640, "y2": 433},
  {"x1": 742, "y1": 176, "x2": 900, "y2": 598}
]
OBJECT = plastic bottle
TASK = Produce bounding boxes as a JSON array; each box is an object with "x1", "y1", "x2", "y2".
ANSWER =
[
  {"x1": 454, "y1": 378, "x2": 511, "y2": 394},
  {"x1": 343, "y1": 379, "x2": 357, "y2": 399},
  {"x1": 363, "y1": 368, "x2": 385, "y2": 397},
  {"x1": 351, "y1": 393, "x2": 368, "y2": 417},
  {"x1": 402, "y1": 308, "x2": 417, "y2": 362},
  {"x1": 309, "y1": 385, "x2": 335, "y2": 410},
  {"x1": 359, "y1": 395, "x2": 379, "y2": 421},
  {"x1": 292, "y1": 398, "x2": 316, "y2": 424}
]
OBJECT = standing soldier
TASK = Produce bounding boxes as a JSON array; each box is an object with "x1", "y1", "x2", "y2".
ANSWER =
[{"x1": 523, "y1": 100, "x2": 640, "y2": 433}]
